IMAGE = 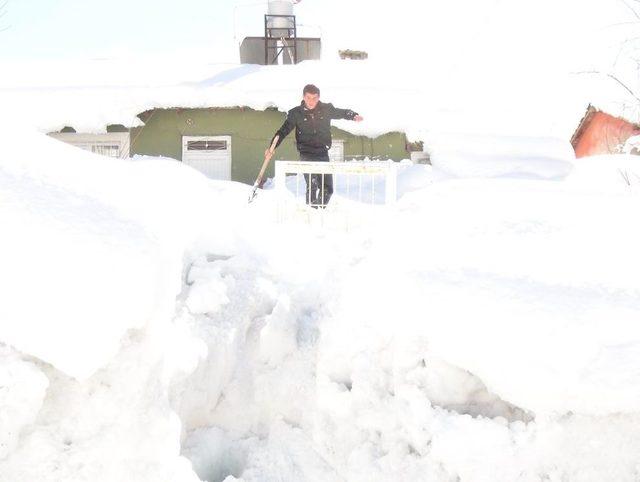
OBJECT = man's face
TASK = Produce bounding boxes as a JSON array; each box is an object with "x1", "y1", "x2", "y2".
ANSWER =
[{"x1": 303, "y1": 92, "x2": 320, "y2": 110}]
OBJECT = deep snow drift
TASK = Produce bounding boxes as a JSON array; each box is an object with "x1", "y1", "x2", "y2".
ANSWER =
[
  {"x1": 2, "y1": 126, "x2": 640, "y2": 482},
  {"x1": 0, "y1": 56, "x2": 631, "y2": 145}
]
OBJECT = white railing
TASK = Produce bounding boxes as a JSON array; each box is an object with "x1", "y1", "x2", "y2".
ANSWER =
[{"x1": 274, "y1": 160, "x2": 398, "y2": 227}]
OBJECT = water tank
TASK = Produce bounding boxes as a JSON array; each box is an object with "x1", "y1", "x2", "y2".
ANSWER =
[{"x1": 267, "y1": 0, "x2": 294, "y2": 36}]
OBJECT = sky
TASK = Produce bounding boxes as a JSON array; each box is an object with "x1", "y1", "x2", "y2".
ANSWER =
[
  {"x1": 1, "y1": 0, "x2": 638, "y2": 109},
  {"x1": 0, "y1": 0, "x2": 633, "y2": 68},
  {"x1": 0, "y1": 0, "x2": 243, "y2": 61},
  {"x1": 0, "y1": 0, "x2": 329, "y2": 62}
]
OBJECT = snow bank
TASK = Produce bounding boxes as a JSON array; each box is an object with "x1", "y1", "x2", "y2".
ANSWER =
[
  {"x1": 3, "y1": 119, "x2": 640, "y2": 481},
  {"x1": 0, "y1": 347, "x2": 49, "y2": 460},
  {"x1": 0, "y1": 57, "x2": 612, "y2": 142},
  {"x1": 428, "y1": 133, "x2": 575, "y2": 179},
  {"x1": 173, "y1": 169, "x2": 640, "y2": 481},
  {"x1": 566, "y1": 154, "x2": 640, "y2": 192},
  {"x1": 362, "y1": 177, "x2": 640, "y2": 415},
  {"x1": 0, "y1": 125, "x2": 235, "y2": 379},
  {"x1": 0, "y1": 125, "x2": 247, "y2": 481}
]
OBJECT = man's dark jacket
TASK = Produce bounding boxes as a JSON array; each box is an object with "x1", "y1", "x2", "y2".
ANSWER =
[{"x1": 272, "y1": 101, "x2": 359, "y2": 157}]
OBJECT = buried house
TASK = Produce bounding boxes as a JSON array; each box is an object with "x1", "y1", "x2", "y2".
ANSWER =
[
  {"x1": 9, "y1": 59, "x2": 416, "y2": 185},
  {"x1": 129, "y1": 107, "x2": 408, "y2": 185},
  {"x1": 49, "y1": 107, "x2": 408, "y2": 185},
  {"x1": 571, "y1": 104, "x2": 640, "y2": 157}
]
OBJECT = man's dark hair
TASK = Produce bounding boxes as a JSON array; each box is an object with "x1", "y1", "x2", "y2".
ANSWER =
[{"x1": 303, "y1": 84, "x2": 320, "y2": 96}]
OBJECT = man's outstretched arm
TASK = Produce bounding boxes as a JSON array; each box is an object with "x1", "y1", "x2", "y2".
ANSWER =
[{"x1": 327, "y1": 103, "x2": 364, "y2": 122}]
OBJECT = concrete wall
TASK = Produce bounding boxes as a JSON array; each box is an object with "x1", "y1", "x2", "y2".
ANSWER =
[
  {"x1": 131, "y1": 107, "x2": 408, "y2": 185},
  {"x1": 240, "y1": 37, "x2": 321, "y2": 65}
]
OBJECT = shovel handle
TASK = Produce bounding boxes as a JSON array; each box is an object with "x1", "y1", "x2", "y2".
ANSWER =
[
  {"x1": 248, "y1": 136, "x2": 279, "y2": 203},
  {"x1": 256, "y1": 135, "x2": 280, "y2": 185}
]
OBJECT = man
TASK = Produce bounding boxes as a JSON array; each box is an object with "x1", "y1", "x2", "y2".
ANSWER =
[{"x1": 265, "y1": 84, "x2": 363, "y2": 208}]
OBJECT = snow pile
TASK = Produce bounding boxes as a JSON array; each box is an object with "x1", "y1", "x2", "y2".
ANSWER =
[
  {"x1": 0, "y1": 57, "x2": 619, "y2": 143},
  {"x1": 0, "y1": 347, "x2": 49, "y2": 460},
  {"x1": 3, "y1": 124, "x2": 640, "y2": 481},
  {"x1": 566, "y1": 154, "x2": 640, "y2": 192},
  {"x1": 0, "y1": 126, "x2": 235, "y2": 379},
  {"x1": 356, "y1": 177, "x2": 640, "y2": 415},
  {"x1": 0, "y1": 126, "x2": 238, "y2": 481},
  {"x1": 172, "y1": 162, "x2": 640, "y2": 480},
  {"x1": 167, "y1": 154, "x2": 640, "y2": 481},
  {"x1": 428, "y1": 133, "x2": 575, "y2": 180}
]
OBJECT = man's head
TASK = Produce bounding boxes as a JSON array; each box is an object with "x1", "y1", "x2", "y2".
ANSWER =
[{"x1": 303, "y1": 84, "x2": 320, "y2": 110}]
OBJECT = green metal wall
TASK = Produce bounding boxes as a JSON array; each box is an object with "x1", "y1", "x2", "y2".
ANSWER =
[{"x1": 130, "y1": 107, "x2": 408, "y2": 185}]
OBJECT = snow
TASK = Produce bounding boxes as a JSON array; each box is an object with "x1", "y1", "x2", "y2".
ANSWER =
[
  {"x1": 0, "y1": 56, "x2": 631, "y2": 144},
  {"x1": 3, "y1": 2, "x2": 640, "y2": 475},
  {"x1": 0, "y1": 124, "x2": 235, "y2": 380},
  {"x1": 363, "y1": 178, "x2": 640, "y2": 415},
  {"x1": 0, "y1": 346, "x2": 49, "y2": 460},
  {"x1": 566, "y1": 154, "x2": 640, "y2": 192},
  {"x1": 3, "y1": 119, "x2": 640, "y2": 480},
  {"x1": 428, "y1": 134, "x2": 575, "y2": 180}
]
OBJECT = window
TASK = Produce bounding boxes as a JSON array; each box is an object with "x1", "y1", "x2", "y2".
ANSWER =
[
  {"x1": 48, "y1": 132, "x2": 130, "y2": 158},
  {"x1": 91, "y1": 144, "x2": 121, "y2": 157},
  {"x1": 187, "y1": 140, "x2": 228, "y2": 151}
]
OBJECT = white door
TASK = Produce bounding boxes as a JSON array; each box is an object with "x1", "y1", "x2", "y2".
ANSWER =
[
  {"x1": 329, "y1": 140, "x2": 345, "y2": 162},
  {"x1": 182, "y1": 136, "x2": 232, "y2": 180}
]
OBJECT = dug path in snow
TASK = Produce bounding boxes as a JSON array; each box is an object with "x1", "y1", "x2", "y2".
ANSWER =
[{"x1": 176, "y1": 173, "x2": 640, "y2": 482}]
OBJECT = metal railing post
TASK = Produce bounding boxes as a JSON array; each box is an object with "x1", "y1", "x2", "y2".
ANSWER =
[
  {"x1": 385, "y1": 160, "x2": 397, "y2": 205},
  {"x1": 275, "y1": 161, "x2": 286, "y2": 196}
]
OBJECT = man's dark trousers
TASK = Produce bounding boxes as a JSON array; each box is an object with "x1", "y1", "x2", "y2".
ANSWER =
[{"x1": 301, "y1": 152, "x2": 333, "y2": 208}]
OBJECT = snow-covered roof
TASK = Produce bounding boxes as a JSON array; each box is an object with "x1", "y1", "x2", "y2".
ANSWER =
[{"x1": 0, "y1": 57, "x2": 637, "y2": 143}]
